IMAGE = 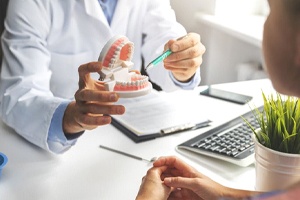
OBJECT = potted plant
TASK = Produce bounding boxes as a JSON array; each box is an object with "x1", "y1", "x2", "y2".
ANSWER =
[{"x1": 245, "y1": 92, "x2": 300, "y2": 192}]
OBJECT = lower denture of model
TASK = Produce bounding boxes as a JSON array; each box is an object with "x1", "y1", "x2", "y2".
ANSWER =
[
  {"x1": 114, "y1": 74, "x2": 149, "y2": 91},
  {"x1": 98, "y1": 35, "x2": 150, "y2": 92}
]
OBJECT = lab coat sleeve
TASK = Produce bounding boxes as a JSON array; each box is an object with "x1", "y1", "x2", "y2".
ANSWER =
[
  {"x1": 0, "y1": 0, "x2": 68, "y2": 152},
  {"x1": 141, "y1": 0, "x2": 201, "y2": 92},
  {"x1": 48, "y1": 101, "x2": 79, "y2": 154},
  {"x1": 170, "y1": 70, "x2": 201, "y2": 90}
]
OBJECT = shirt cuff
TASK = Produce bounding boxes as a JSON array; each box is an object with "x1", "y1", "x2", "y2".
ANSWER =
[
  {"x1": 47, "y1": 101, "x2": 79, "y2": 154},
  {"x1": 249, "y1": 190, "x2": 283, "y2": 200},
  {"x1": 169, "y1": 69, "x2": 201, "y2": 90}
]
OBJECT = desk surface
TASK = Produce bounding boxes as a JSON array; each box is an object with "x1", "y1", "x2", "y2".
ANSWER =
[{"x1": 0, "y1": 79, "x2": 275, "y2": 200}]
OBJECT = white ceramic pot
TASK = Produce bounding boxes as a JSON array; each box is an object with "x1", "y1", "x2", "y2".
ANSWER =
[{"x1": 253, "y1": 134, "x2": 300, "y2": 192}]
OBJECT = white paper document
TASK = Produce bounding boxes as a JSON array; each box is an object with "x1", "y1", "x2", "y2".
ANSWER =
[{"x1": 113, "y1": 90, "x2": 210, "y2": 136}]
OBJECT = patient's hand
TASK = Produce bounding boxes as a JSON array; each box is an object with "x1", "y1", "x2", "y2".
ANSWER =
[
  {"x1": 154, "y1": 156, "x2": 258, "y2": 200},
  {"x1": 136, "y1": 166, "x2": 172, "y2": 200}
]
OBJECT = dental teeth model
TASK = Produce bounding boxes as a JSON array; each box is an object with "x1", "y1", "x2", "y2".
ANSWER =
[{"x1": 98, "y1": 35, "x2": 152, "y2": 98}]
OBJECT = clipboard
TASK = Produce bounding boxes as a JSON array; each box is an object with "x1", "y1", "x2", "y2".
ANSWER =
[
  {"x1": 111, "y1": 118, "x2": 160, "y2": 142},
  {"x1": 112, "y1": 117, "x2": 211, "y2": 143},
  {"x1": 111, "y1": 91, "x2": 211, "y2": 143}
]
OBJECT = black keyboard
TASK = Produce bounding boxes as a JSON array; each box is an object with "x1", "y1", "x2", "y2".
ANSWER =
[{"x1": 177, "y1": 106, "x2": 263, "y2": 167}]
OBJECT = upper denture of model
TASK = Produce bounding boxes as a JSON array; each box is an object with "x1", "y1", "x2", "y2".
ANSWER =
[{"x1": 98, "y1": 35, "x2": 150, "y2": 92}]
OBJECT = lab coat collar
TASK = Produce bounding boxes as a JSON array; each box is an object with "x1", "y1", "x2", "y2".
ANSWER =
[
  {"x1": 110, "y1": 0, "x2": 131, "y2": 35},
  {"x1": 83, "y1": 0, "x2": 110, "y2": 28}
]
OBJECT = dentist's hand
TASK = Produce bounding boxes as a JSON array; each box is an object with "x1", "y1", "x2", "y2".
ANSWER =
[
  {"x1": 63, "y1": 62, "x2": 125, "y2": 134},
  {"x1": 163, "y1": 32, "x2": 206, "y2": 82}
]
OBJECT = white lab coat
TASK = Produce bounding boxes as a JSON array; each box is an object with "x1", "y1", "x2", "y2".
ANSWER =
[{"x1": 0, "y1": 0, "x2": 199, "y2": 152}]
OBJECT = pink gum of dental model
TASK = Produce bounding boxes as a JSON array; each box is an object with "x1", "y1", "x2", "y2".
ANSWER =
[{"x1": 98, "y1": 35, "x2": 152, "y2": 98}]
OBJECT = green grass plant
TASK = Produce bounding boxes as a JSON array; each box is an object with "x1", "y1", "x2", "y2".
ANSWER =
[{"x1": 245, "y1": 92, "x2": 300, "y2": 154}]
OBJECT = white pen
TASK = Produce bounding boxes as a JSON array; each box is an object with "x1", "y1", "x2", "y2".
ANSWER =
[{"x1": 160, "y1": 120, "x2": 211, "y2": 135}]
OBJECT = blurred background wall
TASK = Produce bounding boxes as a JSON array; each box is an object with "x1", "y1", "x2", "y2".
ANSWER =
[{"x1": 170, "y1": 0, "x2": 269, "y2": 85}]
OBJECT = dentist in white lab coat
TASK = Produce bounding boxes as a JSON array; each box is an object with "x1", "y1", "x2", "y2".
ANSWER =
[{"x1": 0, "y1": 0, "x2": 205, "y2": 153}]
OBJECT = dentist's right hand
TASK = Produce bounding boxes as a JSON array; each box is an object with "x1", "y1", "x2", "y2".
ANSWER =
[{"x1": 63, "y1": 62, "x2": 125, "y2": 135}]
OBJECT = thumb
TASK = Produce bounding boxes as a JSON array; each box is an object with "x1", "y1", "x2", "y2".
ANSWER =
[
  {"x1": 164, "y1": 177, "x2": 199, "y2": 191},
  {"x1": 164, "y1": 40, "x2": 176, "y2": 51}
]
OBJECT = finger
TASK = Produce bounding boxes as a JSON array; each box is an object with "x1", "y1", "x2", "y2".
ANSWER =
[
  {"x1": 146, "y1": 166, "x2": 168, "y2": 178},
  {"x1": 75, "y1": 114, "x2": 112, "y2": 129},
  {"x1": 78, "y1": 62, "x2": 102, "y2": 88},
  {"x1": 76, "y1": 103, "x2": 125, "y2": 116},
  {"x1": 165, "y1": 43, "x2": 205, "y2": 63},
  {"x1": 164, "y1": 177, "x2": 200, "y2": 191},
  {"x1": 164, "y1": 57, "x2": 201, "y2": 72},
  {"x1": 156, "y1": 165, "x2": 168, "y2": 174},
  {"x1": 169, "y1": 33, "x2": 200, "y2": 52},
  {"x1": 94, "y1": 81, "x2": 106, "y2": 91},
  {"x1": 154, "y1": 156, "x2": 195, "y2": 173},
  {"x1": 164, "y1": 39, "x2": 176, "y2": 51},
  {"x1": 164, "y1": 34, "x2": 191, "y2": 51},
  {"x1": 153, "y1": 156, "x2": 175, "y2": 166},
  {"x1": 75, "y1": 89, "x2": 120, "y2": 102},
  {"x1": 78, "y1": 62, "x2": 102, "y2": 77},
  {"x1": 162, "y1": 169, "x2": 183, "y2": 178}
]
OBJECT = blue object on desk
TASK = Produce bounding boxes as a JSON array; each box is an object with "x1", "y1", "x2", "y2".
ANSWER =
[{"x1": 0, "y1": 152, "x2": 8, "y2": 177}]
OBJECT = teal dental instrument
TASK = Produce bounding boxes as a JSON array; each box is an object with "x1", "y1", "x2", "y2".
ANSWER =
[
  {"x1": 145, "y1": 49, "x2": 172, "y2": 71},
  {"x1": 145, "y1": 35, "x2": 188, "y2": 72}
]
